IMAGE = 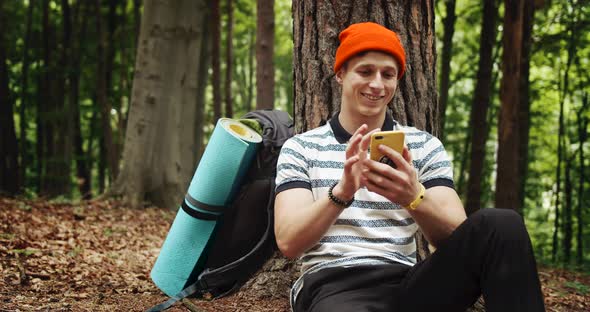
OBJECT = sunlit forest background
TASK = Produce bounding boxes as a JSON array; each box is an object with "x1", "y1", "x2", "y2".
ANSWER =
[{"x1": 1, "y1": 0, "x2": 589, "y2": 272}]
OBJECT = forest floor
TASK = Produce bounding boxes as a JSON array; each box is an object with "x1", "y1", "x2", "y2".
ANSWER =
[{"x1": 0, "y1": 197, "x2": 589, "y2": 312}]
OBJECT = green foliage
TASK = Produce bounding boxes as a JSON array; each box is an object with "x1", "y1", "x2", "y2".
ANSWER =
[
  {"x1": 437, "y1": 0, "x2": 590, "y2": 267},
  {"x1": 564, "y1": 280, "x2": 590, "y2": 295}
]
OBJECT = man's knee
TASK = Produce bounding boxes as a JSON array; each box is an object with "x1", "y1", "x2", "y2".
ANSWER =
[{"x1": 470, "y1": 208, "x2": 528, "y2": 239}]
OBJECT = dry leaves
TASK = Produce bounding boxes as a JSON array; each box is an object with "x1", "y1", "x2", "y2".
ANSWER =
[{"x1": 0, "y1": 197, "x2": 587, "y2": 311}]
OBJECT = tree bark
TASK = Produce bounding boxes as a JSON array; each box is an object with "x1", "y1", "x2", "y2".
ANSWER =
[
  {"x1": 110, "y1": 0, "x2": 210, "y2": 209},
  {"x1": 211, "y1": 0, "x2": 222, "y2": 122},
  {"x1": 247, "y1": 29, "x2": 255, "y2": 112},
  {"x1": 39, "y1": 0, "x2": 56, "y2": 196},
  {"x1": 552, "y1": 1, "x2": 576, "y2": 262},
  {"x1": 195, "y1": 13, "x2": 211, "y2": 168},
  {"x1": 495, "y1": 0, "x2": 524, "y2": 210},
  {"x1": 255, "y1": 0, "x2": 275, "y2": 110},
  {"x1": 438, "y1": 0, "x2": 456, "y2": 141},
  {"x1": 517, "y1": 0, "x2": 534, "y2": 212},
  {"x1": 72, "y1": 1, "x2": 91, "y2": 199},
  {"x1": 576, "y1": 93, "x2": 587, "y2": 265},
  {"x1": 95, "y1": 0, "x2": 119, "y2": 182},
  {"x1": 465, "y1": 0, "x2": 498, "y2": 215},
  {"x1": 225, "y1": 0, "x2": 234, "y2": 118},
  {"x1": 564, "y1": 153, "x2": 573, "y2": 264},
  {"x1": 18, "y1": 1, "x2": 34, "y2": 193},
  {"x1": 52, "y1": 0, "x2": 73, "y2": 196},
  {"x1": 0, "y1": 0, "x2": 20, "y2": 195}
]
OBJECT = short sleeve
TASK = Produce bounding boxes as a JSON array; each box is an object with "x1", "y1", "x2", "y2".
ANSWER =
[
  {"x1": 413, "y1": 133, "x2": 454, "y2": 189},
  {"x1": 275, "y1": 136, "x2": 312, "y2": 193}
]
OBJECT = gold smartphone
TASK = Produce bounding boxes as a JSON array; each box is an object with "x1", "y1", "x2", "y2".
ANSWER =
[{"x1": 370, "y1": 131, "x2": 405, "y2": 168}]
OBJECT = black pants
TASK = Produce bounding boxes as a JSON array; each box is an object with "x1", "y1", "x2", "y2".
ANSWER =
[{"x1": 294, "y1": 208, "x2": 546, "y2": 312}]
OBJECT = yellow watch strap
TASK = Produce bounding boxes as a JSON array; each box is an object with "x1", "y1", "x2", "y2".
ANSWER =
[{"x1": 405, "y1": 183, "x2": 425, "y2": 210}]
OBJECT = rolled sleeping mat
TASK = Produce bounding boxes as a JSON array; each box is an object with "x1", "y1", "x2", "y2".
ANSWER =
[{"x1": 150, "y1": 118, "x2": 262, "y2": 297}]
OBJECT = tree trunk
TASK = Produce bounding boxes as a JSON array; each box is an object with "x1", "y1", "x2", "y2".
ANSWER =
[
  {"x1": 552, "y1": 1, "x2": 576, "y2": 262},
  {"x1": 72, "y1": 1, "x2": 91, "y2": 199},
  {"x1": 39, "y1": 0, "x2": 57, "y2": 196},
  {"x1": 18, "y1": 1, "x2": 34, "y2": 193},
  {"x1": 576, "y1": 93, "x2": 587, "y2": 265},
  {"x1": 225, "y1": 0, "x2": 234, "y2": 118},
  {"x1": 516, "y1": 0, "x2": 534, "y2": 211},
  {"x1": 195, "y1": 13, "x2": 211, "y2": 168},
  {"x1": 0, "y1": 0, "x2": 20, "y2": 195},
  {"x1": 255, "y1": 0, "x2": 275, "y2": 110},
  {"x1": 465, "y1": 0, "x2": 498, "y2": 215},
  {"x1": 438, "y1": 0, "x2": 456, "y2": 141},
  {"x1": 110, "y1": 0, "x2": 210, "y2": 209},
  {"x1": 247, "y1": 29, "x2": 255, "y2": 112},
  {"x1": 495, "y1": 0, "x2": 524, "y2": 211},
  {"x1": 211, "y1": 0, "x2": 222, "y2": 122},
  {"x1": 52, "y1": 0, "x2": 73, "y2": 196},
  {"x1": 564, "y1": 153, "x2": 573, "y2": 264},
  {"x1": 95, "y1": 0, "x2": 119, "y2": 182},
  {"x1": 456, "y1": 131, "x2": 470, "y2": 198},
  {"x1": 293, "y1": 1, "x2": 439, "y2": 135}
]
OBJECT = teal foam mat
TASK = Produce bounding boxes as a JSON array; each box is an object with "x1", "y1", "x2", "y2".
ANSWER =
[{"x1": 151, "y1": 118, "x2": 261, "y2": 297}]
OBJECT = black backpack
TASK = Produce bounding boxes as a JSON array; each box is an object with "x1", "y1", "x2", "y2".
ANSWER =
[{"x1": 148, "y1": 110, "x2": 294, "y2": 311}]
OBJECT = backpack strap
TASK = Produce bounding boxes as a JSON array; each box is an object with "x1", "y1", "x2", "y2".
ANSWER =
[
  {"x1": 196, "y1": 176, "x2": 276, "y2": 296},
  {"x1": 145, "y1": 177, "x2": 276, "y2": 312}
]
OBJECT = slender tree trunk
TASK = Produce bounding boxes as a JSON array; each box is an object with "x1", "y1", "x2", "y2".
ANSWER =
[
  {"x1": 517, "y1": 0, "x2": 534, "y2": 211},
  {"x1": 108, "y1": 0, "x2": 126, "y2": 165},
  {"x1": 225, "y1": 0, "x2": 234, "y2": 118},
  {"x1": 247, "y1": 29, "x2": 255, "y2": 112},
  {"x1": 39, "y1": 0, "x2": 56, "y2": 196},
  {"x1": 456, "y1": 131, "x2": 470, "y2": 198},
  {"x1": 576, "y1": 93, "x2": 587, "y2": 265},
  {"x1": 99, "y1": 135, "x2": 106, "y2": 193},
  {"x1": 495, "y1": 0, "x2": 524, "y2": 210},
  {"x1": 438, "y1": 0, "x2": 456, "y2": 141},
  {"x1": 211, "y1": 0, "x2": 222, "y2": 122},
  {"x1": 256, "y1": 0, "x2": 275, "y2": 110},
  {"x1": 553, "y1": 1, "x2": 576, "y2": 262},
  {"x1": 19, "y1": 1, "x2": 34, "y2": 192},
  {"x1": 466, "y1": 0, "x2": 498, "y2": 214},
  {"x1": 564, "y1": 153, "x2": 573, "y2": 264},
  {"x1": 95, "y1": 0, "x2": 119, "y2": 182},
  {"x1": 52, "y1": 0, "x2": 73, "y2": 196},
  {"x1": 195, "y1": 13, "x2": 211, "y2": 167},
  {"x1": 72, "y1": 1, "x2": 91, "y2": 198},
  {"x1": 0, "y1": 0, "x2": 19, "y2": 195},
  {"x1": 110, "y1": 0, "x2": 210, "y2": 208},
  {"x1": 552, "y1": 70, "x2": 568, "y2": 264}
]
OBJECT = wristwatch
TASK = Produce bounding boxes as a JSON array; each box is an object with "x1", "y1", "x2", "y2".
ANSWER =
[{"x1": 404, "y1": 183, "x2": 425, "y2": 210}]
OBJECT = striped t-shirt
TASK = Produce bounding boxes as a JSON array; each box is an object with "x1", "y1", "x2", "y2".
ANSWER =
[{"x1": 275, "y1": 112, "x2": 454, "y2": 304}]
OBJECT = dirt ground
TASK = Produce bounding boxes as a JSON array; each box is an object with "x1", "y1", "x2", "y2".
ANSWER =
[{"x1": 1, "y1": 197, "x2": 588, "y2": 311}]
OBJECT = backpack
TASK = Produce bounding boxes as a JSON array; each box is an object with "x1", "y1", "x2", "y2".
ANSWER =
[{"x1": 148, "y1": 110, "x2": 294, "y2": 312}]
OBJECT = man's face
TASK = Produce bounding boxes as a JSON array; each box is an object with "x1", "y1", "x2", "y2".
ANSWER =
[{"x1": 336, "y1": 51, "x2": 399, "y2": 118}]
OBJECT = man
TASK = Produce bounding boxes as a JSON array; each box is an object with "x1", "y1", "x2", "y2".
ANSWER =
[{"x1": 274, "y1": 22, "x2": 545, "y2": 312}]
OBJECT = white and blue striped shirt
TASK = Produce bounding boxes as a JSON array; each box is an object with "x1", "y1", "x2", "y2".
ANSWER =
[{"x1": 275, "y1": 112, "x2": 454, "y2": 305}]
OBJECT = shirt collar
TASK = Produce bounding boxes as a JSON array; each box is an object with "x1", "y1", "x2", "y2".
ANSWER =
[{"x1": 329, "y1": 111, "x2": 397, "y2": 144}]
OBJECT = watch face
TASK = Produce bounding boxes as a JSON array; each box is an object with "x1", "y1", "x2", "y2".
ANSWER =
[{"x1": 378, "y1": 156, "x2": 397, "y2": 169}]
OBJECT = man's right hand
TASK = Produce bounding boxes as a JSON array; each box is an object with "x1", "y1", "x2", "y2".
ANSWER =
[{"x1": 333, "y1": 124, "x2": 377, "y2": 201}]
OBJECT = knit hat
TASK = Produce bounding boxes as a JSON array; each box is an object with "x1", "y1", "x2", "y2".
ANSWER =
[{"x1": 334, "y1": 22, "x2": 406, "y2": 79}]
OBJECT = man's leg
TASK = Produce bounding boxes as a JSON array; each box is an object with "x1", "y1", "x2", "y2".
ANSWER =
[
  {"x1": 294, "y1": 263, "x2": 409, "y2": 312},
  {"x1": 397, "y1": 208, "x2": 545, "y2": 312}
]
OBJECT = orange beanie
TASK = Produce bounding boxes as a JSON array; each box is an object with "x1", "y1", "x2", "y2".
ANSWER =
[{"x1": 334, "y1": 22, "x2": 406, "y2": 79}]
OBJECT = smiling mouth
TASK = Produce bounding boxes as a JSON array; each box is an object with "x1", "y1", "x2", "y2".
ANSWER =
[{"x1": 362, "y1": 93, "x2": 384, "y2": 101}]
